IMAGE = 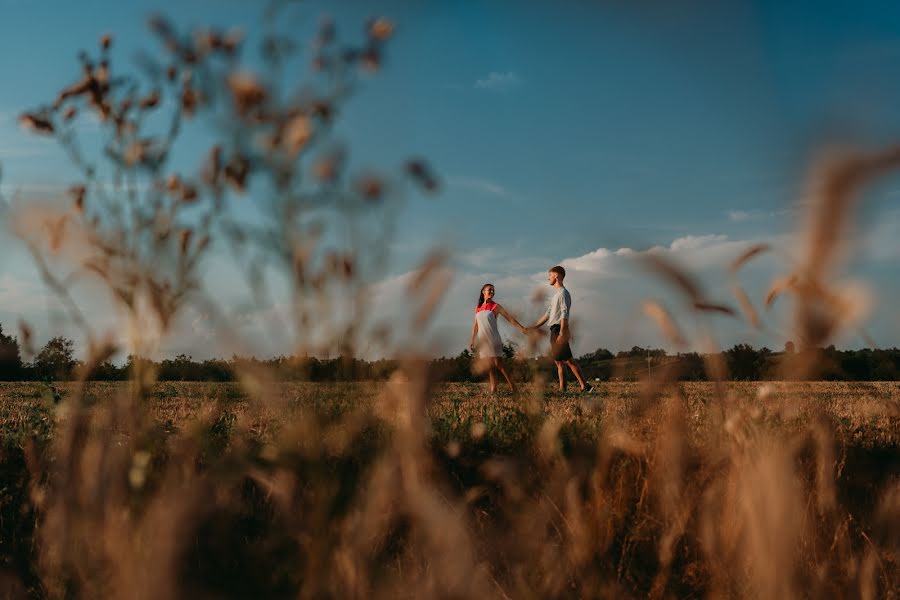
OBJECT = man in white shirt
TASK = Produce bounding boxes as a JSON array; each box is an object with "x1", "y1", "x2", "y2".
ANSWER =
[{"x1": 527, "y1": 265, "x2": 592, "y2": 393}]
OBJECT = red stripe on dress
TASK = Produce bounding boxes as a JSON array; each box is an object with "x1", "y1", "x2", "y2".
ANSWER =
[{"x1": 476, "y1": 302, "x2": 498, "y2": 313}]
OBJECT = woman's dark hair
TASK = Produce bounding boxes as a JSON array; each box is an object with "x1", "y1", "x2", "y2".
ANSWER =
[{"x1": 477, "y1": 283, "x2": 494, "y2": 308}]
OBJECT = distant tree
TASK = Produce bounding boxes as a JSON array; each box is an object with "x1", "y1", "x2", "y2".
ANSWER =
[
  {"x1": 578, "y1": 348, "x2": 615, "y2": 380},
  {"x1": 725, "y1": 343, "x2": 770, "y2": 380},
  {"x1": 93, "y1": 360, "x2": 127, "y2": 381},
  {"x1": 0, "y1": 323, "x2": 23, "y2": 380},
  {"x1": 872, "y1": 352, "x2": 899, "y2": 381},
  {"x1": 32, "y1": 336, "x2": 76, "y2": 381},
  {"x1": 616, "y1": 346, "x2": 666, "y2": 359},
  {"x1": 674, "y1": 352, "x2": 706, "y2": 381}
]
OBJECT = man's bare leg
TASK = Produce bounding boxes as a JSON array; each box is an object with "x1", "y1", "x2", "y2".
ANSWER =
[
  {"x1": 566, "y1": 359, "x2": 589, "y2": 391},
  {"x1": 556, "y1": 361, "x2": 566, "y2": 392}
]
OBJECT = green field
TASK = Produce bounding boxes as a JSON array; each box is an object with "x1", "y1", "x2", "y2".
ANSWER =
[{"x1": 1, "y1": 381, "x2": 898, "y2": 598}]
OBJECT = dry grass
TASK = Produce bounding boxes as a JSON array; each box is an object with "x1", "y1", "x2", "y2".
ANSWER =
[{"x1": 1, "y1": 381, "x2": 897, "y2": 598}]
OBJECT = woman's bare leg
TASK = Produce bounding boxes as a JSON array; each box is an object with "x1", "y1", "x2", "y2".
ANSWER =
[
  {"x1": 488, "y1": 367, "x2": 498, "y2": 393},
  {"x1": 494, "y1": 358, "x2": 518, "y2": 393}
]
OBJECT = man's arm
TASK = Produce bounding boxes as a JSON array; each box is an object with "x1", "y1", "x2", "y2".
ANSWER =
[
  {"x1": 557, "y1": 291, "x2": 571, "y2": 340},
  {"x1": 558, "y1": 317, "x2": 570, "y2": 343},
  {"x1": 528, "y1": 313, "x2": 549, "y2": 330}
]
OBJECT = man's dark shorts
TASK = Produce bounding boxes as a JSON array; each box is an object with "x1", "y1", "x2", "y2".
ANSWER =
[{"x1": 549, "y1": 324, "x2": 573, "y2": 362}]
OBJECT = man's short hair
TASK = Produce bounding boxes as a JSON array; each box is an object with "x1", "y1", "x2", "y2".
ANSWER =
[{"x1": 550, "y1": 265, "x2": 566, "y2": 280}]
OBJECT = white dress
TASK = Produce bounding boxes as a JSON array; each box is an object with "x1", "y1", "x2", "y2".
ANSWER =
[{"x1": 474, "y1": 302, "x2": 504, "y2": 358}]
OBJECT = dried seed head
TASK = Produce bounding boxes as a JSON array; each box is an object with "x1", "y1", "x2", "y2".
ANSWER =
[
  {"x1": 221, "y1": 28, "x2": 244, "y2": 54},
  {"x1": 181, "y1": 84, "x2": 198, "y2": 116},
  {"x1": 732, "y1": 283, "x2": 761, "y2": 329},
  {"x1": 405, "y1": 159, "x2": 438, "y2": 191},
  {"x1": 311, "y1": 101, "x2": 333, "y2": 122},
  {"x1": 228, "y1": 71, "x2": 267, "y2": 114},
  {"x1": 123, "y1": 140, "x2": 148, "y2": 165},
  {"x1": 445, "y1": 440, "x2": 461, "y2": 458},
  {"x1": 193, "y1": 29, "x2": 220, "y2": 54},
  {"x1": 283, "y1": 115, "x2": 311, "y2": 156},
  {"x1": 166, "y1": 173, "x2": 181, "y2": 192},
  {"x1": 44, "y1": 215, "x2": 68, "y2": 253},
  {"x1": 18, "y1": 113, "x2": 55, "y2": 134},
  {"x1": 202, "y1": 145, "x2": 222, "y2": 187},
  {"x1": 62, "y1": 106, "x2": 78, "y2": 122},
  {"x1": 642, "y1": 254, "x2": 703, "y2": 304},
  {"x1": 179, "y1": 183, "x2": 198, "y2": 202},
  {"x1": 96, "y1": 61, "x2": 110, "y2": 84},
  {"x1": 730, "y1": 243, "x2": 771, "y2": 274},
  {"x1": 223, "y1": 154, "x2": 250, "y2": 192},
  {"x1": 692, "y1": 301, "x2": 736, "y2": 316},
  {"x1": 18, "y1": 321, "x2": 33, "y2": 357},
  {"x1": 360, "y1": 46, "x2": 381, "y2": 71},
  {"x1": 765, "y1": 274, "x2": 798, "y2": 308},
  {"x1": 179, "y1": 228, "x2": 193, "y2": 255},
  {"x1": 313, "y1": 150, "x2": 344, "y2": 182},
  {"x1": 369, "y1": 18, "x2": 394, "y2": 41},
  {"x1": 148, "y1": 15, "x2": 174, "y2": 40},
  {"x1": 100, "y1": 33, "x2": 113, "y2": 50},
  {"x1": 356, "y1": 175, "x2": 383, "y2": 201},
  {"x1": 139, "y1": 89, "x2": 161, "y2": 110},
  {"x1": 641, "y1": 300, "x2": 686, "y2": 347},
  {"x1": 70, "y1": 185, "x2": 86, "y2": 213},
  {"x1": 341, "y1": 255, "x2": 354, "y2": 279}
]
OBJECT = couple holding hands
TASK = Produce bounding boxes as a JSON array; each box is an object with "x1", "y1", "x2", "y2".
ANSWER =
[{"x1": 469, "y1": 265, "x2": 592, "y2": 395}]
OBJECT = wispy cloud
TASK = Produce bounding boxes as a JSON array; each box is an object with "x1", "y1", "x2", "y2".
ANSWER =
[
  {"x1": 475, "y1": 71, "x2": 521, "y2": 92},
  {"x1": 447, "y1": 176, "x2": 513, "y2": 199},
  {"x1": 726, "y1": 208, "x2": 794, "y2": 222}
]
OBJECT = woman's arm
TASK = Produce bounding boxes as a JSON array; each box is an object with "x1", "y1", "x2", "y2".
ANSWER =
[
  {"x1": 495, "y1": 304, "x2": 527, "y2": 333},
  {"x1": 470, "y1": 318, "x2": 478, "y2": 351}
]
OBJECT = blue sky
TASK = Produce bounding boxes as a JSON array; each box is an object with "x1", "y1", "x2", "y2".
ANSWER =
[{"x1": 2, "y1": 0, "x2": 900, "y2": 359}]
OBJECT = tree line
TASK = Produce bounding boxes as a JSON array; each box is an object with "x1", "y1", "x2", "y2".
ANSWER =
[{"x1": 1, "y1": 324, "x2": 898, "y2": 382}]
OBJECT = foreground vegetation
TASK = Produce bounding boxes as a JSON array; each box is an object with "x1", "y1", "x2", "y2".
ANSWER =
[{"x1": 1, "y1": 381, "x2": 897, "y2": 598}]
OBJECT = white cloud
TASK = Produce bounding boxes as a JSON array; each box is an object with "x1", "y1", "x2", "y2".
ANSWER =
[
  {"x1": 668, "y1": 234, "x2": 728, "y2": 252},
  {"x1": 475, "y1": 71, "x2": 521, "y2": 92},
  {"x1": 727, "y1": 210, "x2": 754, "y2": 222},
  {"x1": 447, "y1": 176, "x2": 510, "y2": 198},
  {"x1": 726, "y1": 208, "x2": 795, "y2": 222}
]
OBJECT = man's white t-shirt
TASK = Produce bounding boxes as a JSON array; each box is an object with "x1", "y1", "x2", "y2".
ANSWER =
[{"x1": 546, "y1": 287, "x2": 571, "y2": 327}]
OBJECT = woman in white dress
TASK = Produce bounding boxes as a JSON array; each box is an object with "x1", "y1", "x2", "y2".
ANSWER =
[{"x1": 469, "y1": 283, "x2": 527, "y2": 394}]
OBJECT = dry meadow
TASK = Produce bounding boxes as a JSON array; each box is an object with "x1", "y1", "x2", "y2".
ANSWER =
[{"x1": 1, "y1": 381, "x2": 897, "y2": 598}]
